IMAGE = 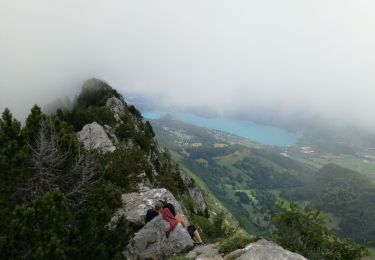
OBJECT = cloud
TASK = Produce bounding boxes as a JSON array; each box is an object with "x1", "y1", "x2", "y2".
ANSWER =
[{"x1": 1, "y1": 0, "x2": 375, "y2": 130}]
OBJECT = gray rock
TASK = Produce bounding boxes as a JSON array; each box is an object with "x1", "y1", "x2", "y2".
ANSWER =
[
  {"x1": 106, "y1": 97, "x2": 125, "y2": 122},
  {"x1": 110, "y1": 188, "x2": 184, "y2": 227},
  {"x1": 123, "y1": 215, "x2": 194, "y2": 259},
  {"x1": 180, "y1": 170, "x2": 209, "y2": 217},
  {"x1": 224, "y1": 239, "x2": 307, "y2": 260},
  {"x1": 103, "y1": 124, "x2": 119, "y2": 145},
  {"x1": 77, "y1": 122, "x2": 116, "y2": 152},
  {"x1": 186, "y1": 243, "x2": 223, "y2": 260},
  {"x1": 126, "y1": 139, "x2": 134, "y2": 149}
]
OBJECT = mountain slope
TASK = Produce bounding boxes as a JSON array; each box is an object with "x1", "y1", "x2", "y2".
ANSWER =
[
  {"x1": 0, "y1": 79, "x2": 214, "y2": 259},
  {"x1": 286, "y1": 163, "x2": 375, "y2": 243},
  {"x1": 150, "y1": 116, "x2": 314, "y2": 236},
  {"x1": 150, "y1": 115, "x2": 375, "y2": 245}
]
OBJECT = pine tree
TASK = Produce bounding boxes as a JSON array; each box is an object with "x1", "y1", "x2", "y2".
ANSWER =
[
  {"x1": 23, "y1": 105, "x2": 45, "y2": 144},
  {"x1": 0, "y1": 108, "x2": 29, "y2": 208},
  {"x1": 1, "y1": 189, "x2": 70, "y2": 259}
]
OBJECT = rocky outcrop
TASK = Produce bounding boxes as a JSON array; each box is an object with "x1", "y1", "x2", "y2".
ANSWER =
[
  {"x1": 118, "y1": 188, "x2": 194, "y2": 259},
  {"x1": 105, "y1": 97, "x2": 125, "y2": 122},
  {"x1": 77, "y1": 122, "x2": 116, "y2": 152},
  {"x1": 224, "y1": 239, "x2": 307, "y2": 260},
  {"x1": 180, "y1": 171, "x2": 209, "y2": 217},
  {"x1": 110, "y1": 188, "x2": 184, "y2": 227},
  {"x1": 103, "y1": 124, "x2": 119, "y2": 145},
  {"x1": 123, "y1": 215, "x2": 194, "y2": 259},
  {"x1": 186, "y1": 243, "x2": 223, "y2": 260}
]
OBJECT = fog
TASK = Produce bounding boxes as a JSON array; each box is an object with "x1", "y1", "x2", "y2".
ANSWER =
[{"x1": 1, "y1": 0, "x2": 375, "y2": 131}]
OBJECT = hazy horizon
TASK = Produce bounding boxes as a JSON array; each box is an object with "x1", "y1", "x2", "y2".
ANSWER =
[{"x1": 1, "y1": 1, "x2": 375, "y2": 131}]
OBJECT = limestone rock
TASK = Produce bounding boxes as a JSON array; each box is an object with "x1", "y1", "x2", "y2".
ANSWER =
[
  {"x1": 103, "y1": 124, "x2": 119, "y2": 145},
  {"x1": 180, "y1": 170, "x2": 209, "y2": 217},
  {"x1": 123, "y1": 215, "x2": 194, "y2": 259},
  {"x1": 224, "y1": 239, "x2": 307, "y2": 260},
  {"x1": 106, "y1": 97, "x2": 125, "y2": 122},
  {"x1": 111, "y1": 188, "x2": 184, "y2": 227},
  {"x1": 77, "y1": 122, "x2": 116, "y2": 152},
  {"x1": 186, "y1": 243, "x2": 223, "y2": 260}
]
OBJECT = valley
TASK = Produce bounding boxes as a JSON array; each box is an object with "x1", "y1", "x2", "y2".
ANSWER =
[{"x1": 147, "y1": 114, "x2": 375, "y2": 248}]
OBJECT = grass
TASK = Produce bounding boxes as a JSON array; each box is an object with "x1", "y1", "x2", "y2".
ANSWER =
[
  {"x1": 294, "y1": 153, "x2": 375, "y2": 177},
  {"x1": 218, "y1": 231, "x2": 260, "y2": 254},
  {"x1": 363, "y1": 248, "x2": 375, "y2": 260},
  {"x1": 215, "y1": 149, "x2": 250, "y2": 165}
]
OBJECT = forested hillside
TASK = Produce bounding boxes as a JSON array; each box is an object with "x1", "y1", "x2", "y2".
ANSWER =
[
  {"x1": 151, "y1": 116, "x2": 375, "y2": 247},
  {"x1": 284, "y1": 163, "x2": 375, "y2": 243},
  {"x1": 151, "y1": 118, "x2": 314, "y2": 235}
]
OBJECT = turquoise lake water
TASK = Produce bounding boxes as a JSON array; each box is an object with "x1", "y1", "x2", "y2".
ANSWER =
[{"x1": 142, "y1": 111, "x2": 297, "y2": 147}]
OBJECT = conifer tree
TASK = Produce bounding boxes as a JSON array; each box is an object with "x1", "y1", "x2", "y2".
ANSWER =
[
  {"x1": 23, "y1": 105, "x2": 45, "y2": 144},
  {"x1": 0, "y1": 108, "x2": 28, "y2": 208}
]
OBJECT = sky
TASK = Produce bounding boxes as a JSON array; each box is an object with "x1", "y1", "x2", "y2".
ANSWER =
[{"x1": 1, "y1": 0, "x2": 375, "y2": 130}]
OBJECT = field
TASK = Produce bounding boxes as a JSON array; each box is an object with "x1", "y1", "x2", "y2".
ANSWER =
[
  {"x1": 363, "y1": 248, "x2": 375, "y2": 260},
  {"x1": 293, "y1": 153, "x2": 375, "y2": 181}
]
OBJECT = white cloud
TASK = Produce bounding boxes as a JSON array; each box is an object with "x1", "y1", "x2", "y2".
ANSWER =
[{"x1": 1, "y1": 0, "x2": 375, "y2": 130}]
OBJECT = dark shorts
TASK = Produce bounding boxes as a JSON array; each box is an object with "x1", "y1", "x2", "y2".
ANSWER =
[{"x1": 187, "y1": 225, "x2": 196, "y2": 239}]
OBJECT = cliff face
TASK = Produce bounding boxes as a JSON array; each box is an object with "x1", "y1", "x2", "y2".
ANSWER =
[{"x1": 179, "y1": 170, "x2": 209, "y2": 217}]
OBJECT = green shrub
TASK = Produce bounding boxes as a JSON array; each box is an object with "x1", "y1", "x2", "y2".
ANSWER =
[
  {"x1": 68, "y1": 106, "x2": 115, "y2": 131},
  {"x1": 190, "y1": 214, "x2": 215, "y2": 242},
  {"x1": 102, "y1": 147, "x2": 151, "y2": 192},
  {"x1": 272, "y1": 201, "x2": 369, "y2": 260},
  {"x1": 218, "y1": 232, "x2": 259, "y2": 254}
]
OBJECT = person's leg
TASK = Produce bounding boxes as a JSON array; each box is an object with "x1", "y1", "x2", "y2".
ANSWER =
[{"x1": 193, "y1": 230, "x2": 203, "y2": 243}]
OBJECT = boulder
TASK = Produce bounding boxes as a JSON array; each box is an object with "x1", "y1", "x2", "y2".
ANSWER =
[
  {"x1": 110, "y1": 188, "x2": 184, "y2": 227},
  {"x1": 123, "y1": 215, "x2": 194, "y2": 259},
  {"x1": 77, "y1": 122, "x2": 116, "y2": 152},
  {"x1": 224, "y1": 239, "x2": 307, "y2": 260},
  {"x1": 106, "y1": 97, "x2": 125, "y2": 122},
  {"x1": 180, "y1": 170, "x2": 209, "y2": 217},
  {"x1": 186, "y1": 243, "x2": 223, "y2": 260}
]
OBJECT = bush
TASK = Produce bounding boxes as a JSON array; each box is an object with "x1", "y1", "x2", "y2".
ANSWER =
[
  {"x1": 1, "y1": 189, "x2": 70, "y2": 259},
  {"x1": 102, "y1": 147, "x2": 151, "y2": 192},
  {"x1": 68, "y1": 106, "x2": 115, "y2": 131},
  {"x1": 218, "y1": 232, "x2": 259, "y2": 254},
  {"x1": 235, "y1": 191, "x2": 250, "y2": 205},
  {"x1": 189, "y1": 214, "x2": 215, "y2": 242},
  {"x1": 272, "y1": 201, "x2": 369, "y2": 260}
]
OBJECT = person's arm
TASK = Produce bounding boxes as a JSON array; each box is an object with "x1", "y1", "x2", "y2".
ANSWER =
[{"x1": 178, "y1": 215, "x2": 188, "y2": 228}]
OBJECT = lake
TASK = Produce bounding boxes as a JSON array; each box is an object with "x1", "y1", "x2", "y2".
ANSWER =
[{"x1": 142, "y1": 111, "x2": 297, "y2": 147}]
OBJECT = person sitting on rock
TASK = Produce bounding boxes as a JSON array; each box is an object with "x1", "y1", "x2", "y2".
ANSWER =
[
  {"x1": 145, "y1": 200, "x2": 164, "y2": 223},
  {"x1": 161, "y1": 206, "x2": 178, "y2": 238},
  {"x1": 164, "y1": 203, "x2": 204, "y2": 245}
]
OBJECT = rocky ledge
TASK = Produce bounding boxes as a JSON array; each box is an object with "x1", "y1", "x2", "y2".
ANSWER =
[
  {"x1": 114, "y1": 188, "x2": 307, "y2": 260},
  {"x1": 224, "y1": 239, "x2": 307, "y2": 260}
]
